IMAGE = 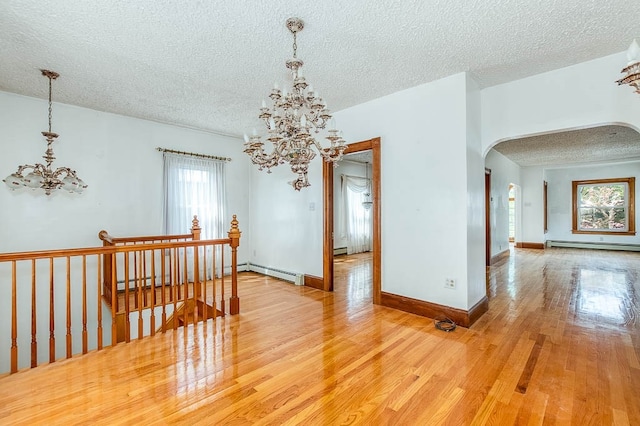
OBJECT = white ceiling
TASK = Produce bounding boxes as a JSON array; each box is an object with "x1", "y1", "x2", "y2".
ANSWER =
[
  {"x1": 0, "y1": 1, "x2": 638, "y2": 139},
  {"x1": 493, "y1": 125, "x2": 640, "y2": 167}
]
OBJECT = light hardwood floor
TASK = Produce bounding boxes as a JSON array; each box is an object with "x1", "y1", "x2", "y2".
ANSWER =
[{"x1": 0, "y1": 248, "x2": 639, "y2": 425}]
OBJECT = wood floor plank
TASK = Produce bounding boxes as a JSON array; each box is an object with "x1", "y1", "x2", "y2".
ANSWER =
[{"x1": 1, "y1": 248, "x2": 640, "y2": 424}]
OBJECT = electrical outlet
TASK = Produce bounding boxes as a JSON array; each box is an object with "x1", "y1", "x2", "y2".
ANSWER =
[{"x1": 445, "y1": 278, "x2": 456, "y2": 289}]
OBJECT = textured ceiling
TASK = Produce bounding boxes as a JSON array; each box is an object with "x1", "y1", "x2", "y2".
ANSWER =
[
  {"x1": 0, "y1": 1, "x2": 638, "y2": 137},
  {"x1": 343, "y1": 151, "x2": 373, "y2": 164},
  {"x1": 492, "y1": 125, "x2": 640, "y2": 167}
]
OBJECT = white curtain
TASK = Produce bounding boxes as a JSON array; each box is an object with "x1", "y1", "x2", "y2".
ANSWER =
[
  {"x1": 163, "y1": 153, "x2": 227, "y2": 280},
  {"x1": 163, "y1": 152, "x2": 226, "y2": 239},
  {"x1": 340, "y1": 175, "x2": 372, "y2": 254}
]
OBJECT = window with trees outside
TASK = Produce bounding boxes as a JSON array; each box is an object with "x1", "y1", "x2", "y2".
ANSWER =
[{"x1": 572, "y1": 177, "x2": 635, "y2": 235}]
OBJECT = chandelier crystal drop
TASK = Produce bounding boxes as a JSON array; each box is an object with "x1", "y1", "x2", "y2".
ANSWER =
[
  {"x1": 243, "y1": 17, "x2": 347, "y2": 190},
  {"x1": 616, "y1": 39, "x2": 640, "y2": 94},
  {"x1": 3, "y1": 70, "x2": 87, "y2": 196}
]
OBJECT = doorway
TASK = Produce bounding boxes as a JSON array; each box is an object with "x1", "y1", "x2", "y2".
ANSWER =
[{"x1": 323, "y1": 137, "x2": 381, "y2": 304}]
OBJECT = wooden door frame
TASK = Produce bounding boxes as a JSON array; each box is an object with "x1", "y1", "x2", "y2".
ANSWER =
[{"x1": 323, "y1": 137, "x2": 381, "y2": 304}]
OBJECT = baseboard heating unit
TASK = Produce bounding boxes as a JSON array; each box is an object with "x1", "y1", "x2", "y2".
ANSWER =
[
  {"x1": 246, "y1": 262, "x2": 304, "y2": 285},
  {"x1": 546, "y1": 240, "x2": 640, "y2": 252},
  {"x1": 333, "y1": 247, "x2": 348, "y2": 256}
]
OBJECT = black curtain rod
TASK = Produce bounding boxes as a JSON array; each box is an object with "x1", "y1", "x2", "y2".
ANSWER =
[{"x1": 156, "y1": 147, "x2": 232, "y2": 162}]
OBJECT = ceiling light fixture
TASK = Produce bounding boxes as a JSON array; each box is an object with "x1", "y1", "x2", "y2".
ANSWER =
[
  {"x1": 362, "y1": 161, "x2": 373, "y2": 210},
  {"x1": 3, "y1": 70, "x2": 87, "y2": 196},
  {"x1": 243, "y1": 17, "x2": 346, "y2": 190},
  {"x1": 617, "y1": 39, "x2": 640, "y2": 94}
]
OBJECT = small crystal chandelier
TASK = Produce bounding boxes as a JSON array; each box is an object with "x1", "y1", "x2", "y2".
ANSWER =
[
  {"x1": 616, "y1": 39, "x2": 640, "y2": 94},
  {"x1": 243, "y1": 17, "x2": 347, "y2": 190},
  {"x1": 362, "y1": 162, "x2": 373, "y2": 210},
  {"x1": 3, "y1": 70, "x2": 87, "y2": 196}
]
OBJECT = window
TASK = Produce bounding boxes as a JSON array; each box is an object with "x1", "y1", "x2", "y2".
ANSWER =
[
  {"x1": 162, "y1": 153, "x2": 227, "y2": 239},
  {"x1": 572, "y1": 177, "x2": 635, "y2": 235}
]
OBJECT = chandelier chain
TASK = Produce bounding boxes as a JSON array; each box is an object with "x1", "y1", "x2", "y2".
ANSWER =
[
  {"x1": 292, "y1": 31, "x2": 298, "y2": 59},
  {"x1": 48, "y1": 75, "x2": 53, "y2": 133}
]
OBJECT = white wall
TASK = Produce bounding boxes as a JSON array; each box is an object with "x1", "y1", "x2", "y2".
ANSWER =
[
  {"x1": 334, "y1": 72, "x2": 483, "y2": 310},
  {"x1": 465, "y1": 74, "x2": 486, "y2": 307},
  {"x1": 484, "y1": 150, "x2": 521, "y2": 256},
  {"x1": 519, "y1": 167, "x2": 546, "y2": 244},
  {"x1": 481, "y1": 52, "x2": 640, "y2": 154},
  {"x1": 0, "y1": 91, "x2": 251, "y2": 253},
  {"x1": 545, "y1": 161, "x2": 640, "y2": 244},
  {"x1": 248, "y1": 158, "x2": 324, "y2": 277}
]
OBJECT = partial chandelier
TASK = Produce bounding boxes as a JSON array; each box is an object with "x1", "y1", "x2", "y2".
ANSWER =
[
  {"x1": 617, "y1": 39, "x2": 640, "y2": 94},
  {"x1": 243, "y1": 17, "x2": 347, "y2": 190},
  {"x1": 3, "y1": 69, "x2": 87, "y2": 196}
]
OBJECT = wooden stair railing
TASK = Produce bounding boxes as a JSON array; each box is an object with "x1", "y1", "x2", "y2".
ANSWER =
[
  {"x1": 0, "y1": 216, "x2": 241, "y2": 375},
  {"x1": 98, "y1": 215, "x2": 202, "y2": 310}
]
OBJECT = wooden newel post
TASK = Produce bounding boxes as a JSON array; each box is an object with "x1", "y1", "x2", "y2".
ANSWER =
[
  {"x1": 98, "y1": 230, "x2": 116, "y2": 310},
  {"x1": 228, "y1": 215, "x2": 241, "y2": 315},
  {"x1": 191, "y1": 215, "x2": 201, "y2": 241},
  {"x1": 191, "y1": 215, "x2": 202, "y2": 312}
]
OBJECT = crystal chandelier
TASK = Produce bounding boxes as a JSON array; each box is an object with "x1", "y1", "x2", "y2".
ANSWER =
[
  {"x1": 243, "y1": 17, "x2": 347, "y2": 190},
  {"x1": 3, "y1": 70, "x2": 87, "y2": 196},
  {"x1": 617, "y1": 39, "x2": 640, "y2": 94}
]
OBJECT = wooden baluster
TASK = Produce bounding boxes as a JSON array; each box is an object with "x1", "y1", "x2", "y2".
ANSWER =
[
  {"x1": 49, "y1": 257, "x2": 55, "y2": 363},
  {"x1": 99, "y1": 231, "x2": 114, "y2": 309},
  {"x1": 97, "y1": 254, "x2": 103, "y2": 350},
  {"x1": 183, "y1": 247, "x2": 188, "y2": 327},
  {"x1": 172, "y1": 247, "x2": 178, "y2": 330},
  {"x1": 161, "y1": 250, "x2": 167, "y2": 332},
  {"x1": 211, "y1": 244, "x2": 224, "y2": 316},
  {"x1": 110, "y1": 252, "x2": 117, "y2": 347},
  {"x1": 124, "y1": 253, "x2": 130, "y2": 343},
  {"x1": 112, "y1": 249, "x2": 118, "y2": 312},
  {"x1": 210, "y1": 244, "x2": 218, "y2": 320},
  {"x1": 228, "y1": 215, "x2": 241, "y2": 315},
  {"x1": 203, "y1": 245, "x2": 208, "y2": 322},
  {"x1": 133, "y1": 251, "x2": 138, "y2": 310},
  {"x1": 143, "y1": 246, "x2": 148, "y2": 307},
  {"x1": 31, "y1": 259, "x2": 37, "y2": 368},
  {"x1": 11, "y1": 260, "x2": 18, "y2": 373},
  {"x1": 137, "y1": 250, "x2": 143, "y2": 340},
  {"x1": 66, "y1": 256, "x2": 72, "y2": 359},
  {"x1": 193, "y1": 245, "x2": 199, "y2": 326},
  {"x1": 150, "y1": 249, "x2": 156, "y2": 336},
  {"x1": 176, "y1": 248, "x2": 181, "y2": 300},
  {"x1": 220, "y1": 246, "x2": 225, "y2": 315},
  {"x1": 168, "y1": 249, "x2": 173, "y2": 303},
  {"x1": 82, "y1": 255, "x2": 88, "y2": 354}
]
